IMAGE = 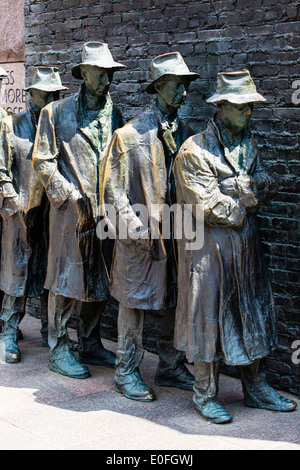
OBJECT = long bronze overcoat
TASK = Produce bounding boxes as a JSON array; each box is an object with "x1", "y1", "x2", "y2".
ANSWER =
[
  {"x1": 32, "y1": 89, "x2": 123, "y2": 301},
  {"x1": 102, "y1": 104, "x2": 194, "y2": 310},
  {"x1": 173, "y1": 119, "x2": 278, "y2": 366},
  {"x1": 0, "y1": 109, "x2": 48, "y2": 297}
]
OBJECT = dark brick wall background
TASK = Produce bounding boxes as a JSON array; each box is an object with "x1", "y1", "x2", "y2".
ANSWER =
[{"x1": 24, "y1": 0, "x2": 300, "y2": 395}]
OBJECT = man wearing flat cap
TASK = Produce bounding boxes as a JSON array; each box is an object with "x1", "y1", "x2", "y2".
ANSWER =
[
  {"x1": 32, "y1": 42, "x2": 125, "y2": 379},
  {"x1": 0, "y1": 67, "x2": 67, "y2": 363},
  {"x1": 102, "y1": 52, "x2": 199, "y2": 401},
  {"x1": 173, "y1": 69, "x2": 297, "y2": 423}
]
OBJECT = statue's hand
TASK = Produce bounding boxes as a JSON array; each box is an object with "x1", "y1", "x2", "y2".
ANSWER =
[
  {"x1": 1, "y1": 196, "x2": 19, "y2": 220},
  {"x1": 219, "y1": 177, "x2": 239, "y2": 197},
  {"x1": 237, "y1": 175, "x2": 258, "y2": 208},
  {"x1": 68, "y1": 187, "x2": 82, "y2": 203}
]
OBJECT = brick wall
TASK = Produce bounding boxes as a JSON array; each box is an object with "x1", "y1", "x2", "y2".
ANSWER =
[{"x1": 24, "y1": 0, "x2": 300, "y2": 395}]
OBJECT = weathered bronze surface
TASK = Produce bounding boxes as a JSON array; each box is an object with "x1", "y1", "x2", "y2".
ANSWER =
[
  {"x1": 102, "y1": 52, "x2": 199, "y2": 401},
  {"x1": 0, "y1": 67, "x2": 9, "y2": 120},
  {"x1": 32, "y1": 42, "x2": 124, "y2": 379},
  {"x1": 0, "y1": 66, "x2": 66, "y2": 363},
  {"x1": 173, "y1": 69, "x2": 297, "y2": 423}
]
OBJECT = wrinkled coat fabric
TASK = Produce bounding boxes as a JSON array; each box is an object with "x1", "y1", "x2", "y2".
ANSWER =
[
  {"x1": 0, "y1": 109, "x2": 48, "y2": 297},
  {"x1": 173, "y1": 119, "x2": 278, "y2": 366},
  {"x1": 0, "y1": 108, "x2": 7, "y2": 120},
  {"x1": 0, "y1": 107, "x2": 8, "y2": 268},
  {"x1": 32, "y1": 88, "x2": 123, "y2": 301},
  {"x1": 102, "y1": 104, "x2": 194, "y2": 310}
]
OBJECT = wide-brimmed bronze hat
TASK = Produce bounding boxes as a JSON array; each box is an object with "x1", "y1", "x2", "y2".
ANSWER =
[
  {"x1": 71, "y1": 42, "x2": 126, "y2": 80},
  {"x1": 0, "y1": 66, "x2": 8, "y2": 79},
  {"x1": 145, "y1": 52, "x2": 200, "y2": 94},
  {"x1": 25, "y1": 66, "x2": 68, "y2": 92},
  {"x1": 207, "y1": 69, "x2": 266, "y2": 104}
]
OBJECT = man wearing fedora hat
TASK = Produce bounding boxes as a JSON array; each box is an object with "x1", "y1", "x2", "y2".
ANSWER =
[
  {"x1": 0, "y1": 67, "x2": 10, "y2": 329},
  {"x1": 0, "y1": 66, "x2": 67, "y2": 363},
  {"x1": 32, "y1": 42, "x2": 125, "y2": 379},
  {"x1": 102, "y1": 52, "x2": 199, "y2": 401},
  {"x1": 173, "y1": 69, "x2": 297, "y2": 423}
]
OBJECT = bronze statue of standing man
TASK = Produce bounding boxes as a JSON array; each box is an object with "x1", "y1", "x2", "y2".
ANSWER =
[
  {"x1": 102, "y1": 52, "x2": 199, "y2": 401},
  {"x1": 0, "y1": 67, "x2": 67, "y2": 363},
  {"x1": 173, "y1": 69, "x2": 297, "y2": 423},
  {"x1": 32, "y1": 42, "x2": 125, "y2": 379}
]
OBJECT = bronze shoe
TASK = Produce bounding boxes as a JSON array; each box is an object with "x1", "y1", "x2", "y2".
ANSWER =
[
  {"x1": 49, "y1": 348, "x2": 90, "y2": 379},
  {"x1": 194, "y1": 398, "x2": 233, "y2": 424},
  {"x1": 0, "y1": 334, "x2": 21, "y2": 364},
  {"x1": 155, "y1": 364, "x2": 194, "y2": 391},
  {"x1": 244, "y1": 382, "x2": 297, "y2": 412},
  {"x1": 115, "y1": 371, "x2": 156, "y2": 402}
]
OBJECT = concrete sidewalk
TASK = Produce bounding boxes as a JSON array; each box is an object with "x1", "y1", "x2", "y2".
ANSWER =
[{"x1": 0, "y1": 314, "x2": 299, "y2": 451}]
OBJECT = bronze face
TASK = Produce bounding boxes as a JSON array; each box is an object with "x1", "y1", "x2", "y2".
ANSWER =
[
  {"x1": 29, "y1": 88, "x2": 56, "y2": 112},
  {"x1": 80, "y1": 65, "x2": 112, "y2": 98},
  {"x1": 155, "y1": 75, "x2": 190, "y2": 114},
  {"x1": 217, "y1": 101, "x2": 253, "y2": 135}
]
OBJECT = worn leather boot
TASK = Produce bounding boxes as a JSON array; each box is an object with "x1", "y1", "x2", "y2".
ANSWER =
[
  {"x1": 238, "y1": 359, "x2": 297, "y2": 412},
  {"x1": 155, "y1": 307, "x2": 195, "y2": 391},
  {"x1": 49, "y1": 341, "x2": 90, "y2": 379},
  {"x1": 115, "y1": 369, "x2": 156, "y2": 402},
  {"x1": 77, "y1": 301, "x2": 116, "y2": 367},
  {"x1": 193, "y1": 360, "x2": 232, "y2": 424},
  {"x1": 0, "y1": 322, "x2": 21, "y2": 364},
  {"x1": 79, "y1": 342, "x2": 116, "y2": 368},
  {"x1": 194, "y1": 398, "x2": 233, "y2": 424},
  {"x1": 155, "y1": 363, "x2": 194, "y2": 391},
  {"x1": 0, "y1": 324, "x2": 21, "y2": 363}
]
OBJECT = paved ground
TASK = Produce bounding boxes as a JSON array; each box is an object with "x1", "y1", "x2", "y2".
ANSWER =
[{"x1": 0, "y1": 314, "x2": 299, "y2": 451}]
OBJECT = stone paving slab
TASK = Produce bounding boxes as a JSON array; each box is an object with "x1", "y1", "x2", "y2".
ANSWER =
[{"x1": 0, "y1": 314, "x2": 299, "y2": 451}]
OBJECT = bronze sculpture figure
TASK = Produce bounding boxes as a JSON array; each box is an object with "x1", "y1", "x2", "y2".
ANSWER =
[
  {"x1": 0, "y1": 66, "x2": 9, "y2": 317},
  {"x1": 0, "y1": 67, "x2": 9, "y2": 120},
  {"x1": 32, "y1": 42, "x2": 125, "y2": 379},
  {"x1": 0, "y1": 67, "x2": 67, "y2": 363},
  {"x1": 173, "y1": 69, "x2": 297, "y2": 423},
  {"x1": 102, "y1": 52, "x2": 200, "y2": 401}
]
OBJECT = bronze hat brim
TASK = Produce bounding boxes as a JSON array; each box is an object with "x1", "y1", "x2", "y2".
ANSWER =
[
  {"x1": 71, "y1": 61, "x2": 126, "y2": 80},
  {"x1": 207, "y1": 92, "x2": 266, "y2": 104},
  {"x1": 25, "y1": 84, "x2": 68, "y2": 92},
  {"x1": 145, "y1": 72, "x2": 200, "y2": 94}
]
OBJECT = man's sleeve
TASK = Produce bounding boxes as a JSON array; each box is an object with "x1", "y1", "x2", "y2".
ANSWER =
[
  {"x1": 0, "y1": 118, "x2": 18, "y2": 208},
  {"x1": 250, "y1": 153, "x2": 279, "y2": 205},
  {"x1": 32, "y1": 104, "x2": 74, "y2": 208},
  {"x1": 173, "y1": 141, "x2": 246, "y2": 229},
  {"x1": 101, "y1": 130, "x2": 147, "y2": 242}
]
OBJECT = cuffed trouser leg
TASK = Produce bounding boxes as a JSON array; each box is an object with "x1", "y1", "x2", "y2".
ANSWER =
[
  {"x1": 47, "y1": 291, "x2": 76, "y2": 352},
  {"x1": 0, "y1": 294, "x2": 26, "y2": 363},
  {"x1": 237, "y1": 358, "x2": 297, "y2": 412},
  {"x1": 155, "y1": 308, "x2": 194, "y2": 390},
  {"x1": 114, "y1": 303, "x2": 155, "y2": 401},
  {"x1": 0, "y1": 294, "x2": 26, "y2": 330},
  {"x1": 193, "y1": 360, "x2": 232, "y2": 424},
  {"x1": 193, "y1": 360, "x2": 221, "y2": 408},
  {"x1": 40, "y1": 290, "x2": 49, "y2": 347},
  {"x1": 47, "y1": 291, "x2": 90, "y2": 379},
  {"x1": 157, "y1": 308, "x2": 185, "y2": 371},
  {"x1": 115, "y1": 304, "x2": 145, "y2": 384},
  {"x1": 77, "y1": 300, "x2": 115, "y2": 367}
]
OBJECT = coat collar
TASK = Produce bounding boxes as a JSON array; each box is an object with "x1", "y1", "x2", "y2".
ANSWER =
[
  {"x1": 208, "y1": 115, "x2": 258, "y2": 174},
  {"x1": 75, "y1": 85, "x2": 114, "y2": 152}
]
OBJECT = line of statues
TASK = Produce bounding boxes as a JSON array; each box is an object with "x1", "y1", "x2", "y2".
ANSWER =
[{"x1": 0, "y1": 42, "x2": 297, "y2": 424}]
